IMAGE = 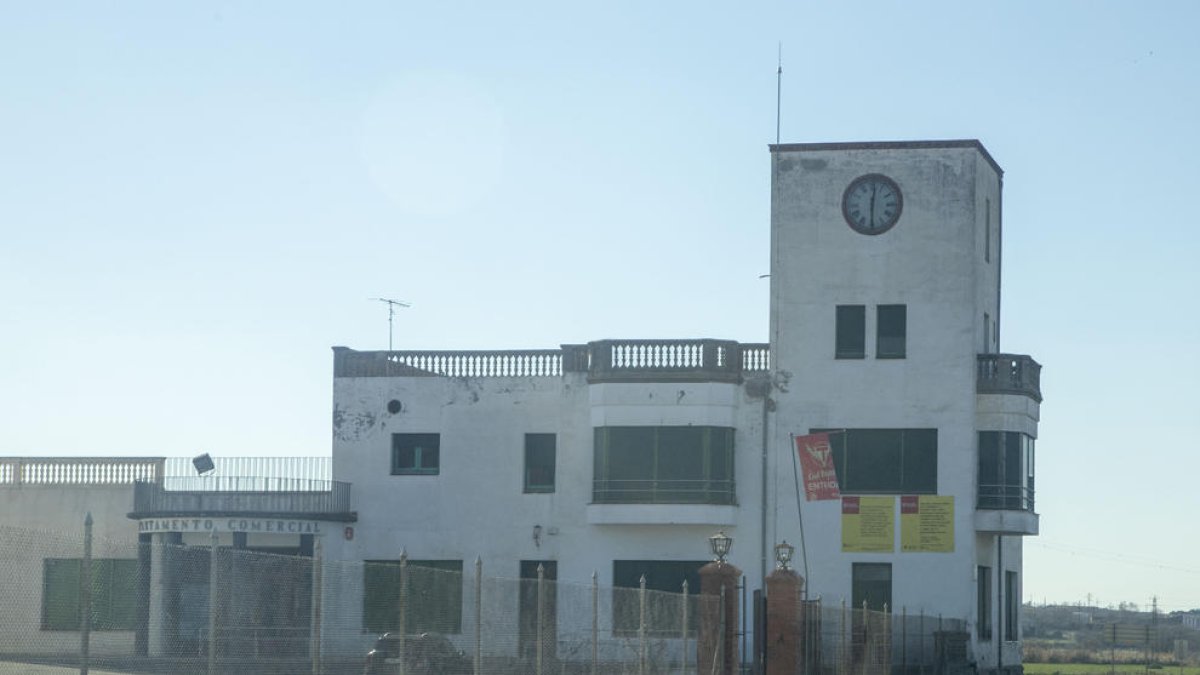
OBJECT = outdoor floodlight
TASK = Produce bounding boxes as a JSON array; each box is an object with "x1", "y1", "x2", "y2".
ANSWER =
[{"x1": 192, "y1": 453, "x2": 215, "y2": 475}]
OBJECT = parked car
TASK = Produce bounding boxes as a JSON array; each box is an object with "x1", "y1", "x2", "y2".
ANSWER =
[{"x1": 364, "y1": 632, "x2": 472, "y2": 675}]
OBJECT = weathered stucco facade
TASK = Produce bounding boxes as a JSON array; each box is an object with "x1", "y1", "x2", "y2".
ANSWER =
[{"x1": 0, "y1": 140, "x2": 1042, "y2": 673}]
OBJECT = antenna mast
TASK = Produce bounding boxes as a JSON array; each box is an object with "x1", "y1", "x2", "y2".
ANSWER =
[
  {"x1": 776, "y1": 43, "x2": 783, "y2": 144},
  {"x1": 370, "y1": 298, "x2": 411, "y2": 351}
]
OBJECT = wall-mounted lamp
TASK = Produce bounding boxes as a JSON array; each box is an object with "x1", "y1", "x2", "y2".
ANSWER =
[{"x1": 533, "y1": 524, "x2": 543, "y2": 548}]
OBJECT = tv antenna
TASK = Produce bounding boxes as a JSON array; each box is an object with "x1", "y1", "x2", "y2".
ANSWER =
[{"x1": 370, "y1": 298, "x2": 411, "y2": 350}]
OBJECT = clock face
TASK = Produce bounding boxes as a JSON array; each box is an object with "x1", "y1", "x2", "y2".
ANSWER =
[{"x1": 842, "y1": 174, "x2": 903, "y2": 234}]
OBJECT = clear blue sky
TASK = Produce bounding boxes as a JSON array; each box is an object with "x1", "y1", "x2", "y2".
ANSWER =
[{"x1": 2, "y1": 2, "x2": 1198, "y2": 611}]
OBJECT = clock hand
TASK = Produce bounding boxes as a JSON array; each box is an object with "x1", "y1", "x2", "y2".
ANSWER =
[{"x1": 869, "y1": 184, "x2": 877, "y2": 227}]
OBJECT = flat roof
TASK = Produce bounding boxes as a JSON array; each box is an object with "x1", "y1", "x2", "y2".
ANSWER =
[{"x1": 769, "y1": 139, "x2": 1002, "y2": 177}]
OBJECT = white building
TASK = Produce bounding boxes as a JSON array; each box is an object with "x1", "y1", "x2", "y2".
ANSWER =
[
  {"x1": 326, "y1": 140, "x2": 1043, "y2": 672},
  {"x1": 0, "y1": 139, "x2": 1041, "y2": 673}
]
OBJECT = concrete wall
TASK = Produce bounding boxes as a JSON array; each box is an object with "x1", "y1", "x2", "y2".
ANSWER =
[
  {"x1": 764, "y1": 142, "x2": 1033, "y2": 666},
  {"x1": 0, "y1": 484, "x2": 141, "y2": 657}
]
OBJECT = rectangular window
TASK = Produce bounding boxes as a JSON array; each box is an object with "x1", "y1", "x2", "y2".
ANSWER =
[
  {"x1": 1005, "y1": 571, "x2": 1019, "y2": 641},
  {"x1": 519, "y1": 561, "x2": 558, "y2": 658},
  {"x1": 524, "y1": 433, "x2": 556, "y2": 493},
  {"x1": 851, "y1": 563, "x2": 892, "y2": 612},
  {"x1": 822, "y1": 428, "x2": 937, "y2": 494},
  {"x1": 612, "y1": 560, "x2": 705, "y2": 635},
  {"x1": 392, "y1": 433, "x2": 440, "y2": 475},
  {"x1": 836, "y1": 305, "x2": 866, "y2": 359},
  {"x1": 978, "y1": 432, "x2": 1035, "y2": 510},
  {"x1": 985, "y1": 198, "x2": 991, "y2": 263},
  {"x1": 876, "y1": 305, "x2": 906, "y2": 359},
  {"x1": 593, "y1": 426, "x2": 734, "y2": 504},
  {"x1": 977, "y1": 565, "x2": 992, "y2": 640},
  {"x1": 42, "y1": 558, "x2": 137, "y2": 631},
  {"x1": 362, "y1": 559, "x2": 463, "y2": 634}
]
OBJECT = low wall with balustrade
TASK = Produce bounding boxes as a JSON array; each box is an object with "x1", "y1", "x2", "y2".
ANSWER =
[{"x1": 333, "y1": 340, "x2": 772, "y2": 383}]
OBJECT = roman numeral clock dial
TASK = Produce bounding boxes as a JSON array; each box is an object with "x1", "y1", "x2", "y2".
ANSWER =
[{"x1": 842, "y1": 173, "x2": 903, "y2": 234}]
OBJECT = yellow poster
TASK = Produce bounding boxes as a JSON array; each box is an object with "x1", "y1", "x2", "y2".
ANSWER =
[
  {"x1": 841, "y1": 496, "x2": 894, "y2": 552},
  {"x1": 900, "y1": 495, "x2": 955, "y2": 552}
]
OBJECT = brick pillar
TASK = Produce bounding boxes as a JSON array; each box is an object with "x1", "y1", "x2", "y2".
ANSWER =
[
  {"x1": 765, "y1": 569, "x2": 804, "y2": 675},
  {"x1": 698, "y1": 561, "x2": 740, "y2": 675}
]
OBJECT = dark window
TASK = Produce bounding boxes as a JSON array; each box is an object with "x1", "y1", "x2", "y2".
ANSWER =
[
  {"x1": 519, "y1": 561, "x2": 557, "y2": 659},
  {"x1": 524, "y1": 433, "x2": 556, "y2": 493},
  {"x1": 851, "y1": 563, "x2": 892, "y2": 612},
  {"x1": 821, "y1": 428, "x2": 937, "y2": 494},
  {"x1": 612, "y1": 560, "x2": 705, "y2": 635},
  {"x1": 978, "y1": 432, "x2": 1035, "y2": 510},
  {"x1": 42, "y1": 558, "x2": 137, "y2": 631},
  {"x1": 593, "y1": 427, "x2": 735, "y2": 504},
  {"x1": 362, "y1": 559, "x2": 462, "y2": 634},
  {"x1": 1005, "y1": 571, "x2": 1019, "y2": 641},
  {"x1": 984, "y1": 313, "x2": 991, "y2": 353},
  {"x1": 876, "y1": 305, "x2": 906, "y2": 359},
  {"x1": 977, "y1": 565, "x2": 992, "y2": 640},
  {"x1": 985, "y1": 198, "x2": 992, "y2": 263},
  {"x1": 392, "y1": 433, "x2": 440, "y2": 475},
  {"x1": 836, "y1": 305, "x2": 866, "y2": 359}
]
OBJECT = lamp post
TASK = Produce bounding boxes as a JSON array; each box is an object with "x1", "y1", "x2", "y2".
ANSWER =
[
  {"x1": 708, "y1": 530, "x2": 733, "y2": 564},
  {"x1": 774, "y1": 540, "x2": 795, "y2": 571}
]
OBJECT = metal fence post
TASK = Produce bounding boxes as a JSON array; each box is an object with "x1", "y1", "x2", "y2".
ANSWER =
[
  {"x1": 840, "y1": 598, "x2": 847, "y2": 675},
  {"x1": 311, "y1": 538, "x2": 323, "y2": 675},
  {"x1": 208, "y1": 530, "x2": 219, "y2": 675},
  {"x1": 638, "y1": 575, "x2": 647, "y2": 675},
  {"x1": 80, "y1": 512, "x2": 92, "y2": 675},
  {"x1": 536, "y1": 563, "x2": 545, "y2": 675},
  {"x1": 681, "y1": 579, "x2": 689, "y2": 674},
  {"x1": 398, "y1": 551, "x2": 408, "y2": 675},
  {"x1": 719, "y1": 585, "x2": 727, "y2": 675},
  {"x1": 591, "y1": 571, "x2": 598, "y2": 675},
  {"x1": 474, "y1": 557, "x2": 482, "y2": 675}
]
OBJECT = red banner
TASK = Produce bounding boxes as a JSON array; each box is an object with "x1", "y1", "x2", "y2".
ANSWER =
[{"x1": 795, "y1": 433, "x2": 841, "y2": 501}]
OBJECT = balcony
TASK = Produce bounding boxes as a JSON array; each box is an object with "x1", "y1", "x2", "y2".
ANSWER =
[
  {"x1": 130, "y1": 477, "x2": 356, "y2": 522},
  {"x1": 975, "y1": 484, "x2": 1038, "y2": 536},
  {"x1": 589, "y1": 479, "x2": 737, "y2": 526},
  {"x1": 592, "y1": 479, "x2": 737, "y2": 506},
  {"x1": 976, "y1": 354, "x2": 1042, "y2": 402},
  {"x1": 333, "y1": 340, "x2": 771, "y2": 383}
]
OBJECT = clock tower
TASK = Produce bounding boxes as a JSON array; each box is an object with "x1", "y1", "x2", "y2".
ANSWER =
[{"x1": 767, "y1": 141, "x2": 1039, "y2": 673}]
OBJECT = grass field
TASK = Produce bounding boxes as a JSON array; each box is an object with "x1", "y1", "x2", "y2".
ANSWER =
[{"x1": 1025, "y1": 664, "x2": 1200, "y2": 675}]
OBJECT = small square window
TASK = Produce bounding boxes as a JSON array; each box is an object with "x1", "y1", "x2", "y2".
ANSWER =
[
  {"x1": 836, "y1": 305, "x2": 866, "y2": 359},
  {"x1": 876, "y1": 305, "x2": 906, "y2": 359},
  {"x1": 392, "y1": 433, "x2": 440, "y2": 475},
  {"x1": 524, "y1": 434, "x2": 556, "y2": 493}
]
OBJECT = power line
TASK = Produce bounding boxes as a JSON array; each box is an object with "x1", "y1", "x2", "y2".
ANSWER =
[{"x1": 1030, "y1": 540, "x2": 1200, "y2": 576}]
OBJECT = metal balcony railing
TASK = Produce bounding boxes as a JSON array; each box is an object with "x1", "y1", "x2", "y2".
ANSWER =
[
  {"x1": 976, "y1": 484, "x2": 1035, "y2": 512},
  {"x1": 592, "y1": 479, "x2": 737, "y2": 505},
  {"x1": 976, "y1": 353, "x2": 1042, "y2": 402},
  {"x1": 131, "y1": 479, "x2": 354, "y2": 519}
]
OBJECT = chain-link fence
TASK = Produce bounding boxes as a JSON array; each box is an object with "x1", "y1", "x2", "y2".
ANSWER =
[
  {"x1": 790, "y1": 600, "x2": 969, "y2": 675},
  {"x1": 2, "y1": 523, "x2": 968, "y2": 675}
]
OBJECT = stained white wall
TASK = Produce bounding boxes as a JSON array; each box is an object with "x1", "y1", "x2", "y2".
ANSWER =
[{"x1": 0, "y1": 484, "x2": 140, "y2": 656}]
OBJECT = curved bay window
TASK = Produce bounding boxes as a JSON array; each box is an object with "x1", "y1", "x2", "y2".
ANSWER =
[
  {"x1": 977, "y1": 431, "x2": 1035, "y2": 511},
  {"x1": 593, "y1": 426, "x2": 735, "y2": 505}
]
